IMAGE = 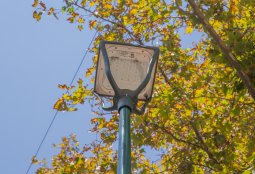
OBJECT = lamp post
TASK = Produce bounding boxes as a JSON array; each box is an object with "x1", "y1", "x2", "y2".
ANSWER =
[{"x1": 94, "y1": 40, "x2": 159, "y2": 174}]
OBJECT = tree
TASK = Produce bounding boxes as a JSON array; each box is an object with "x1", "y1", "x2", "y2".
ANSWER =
[{"x1": 32, "y1": 0, "x2": 255, "y2": 173}]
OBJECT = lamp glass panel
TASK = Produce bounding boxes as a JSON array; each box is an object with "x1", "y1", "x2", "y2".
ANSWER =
[{"x1": 95, "y1": 44, "x2": 156, "y2": 100}]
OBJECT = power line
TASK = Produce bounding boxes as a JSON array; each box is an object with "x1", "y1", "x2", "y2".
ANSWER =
[
  {"x1": 69, "y1": 31, "x2": 98, "y2": 86},
  {"x1": 25, "y1": 30, "x2": 98, "y2": 174}
]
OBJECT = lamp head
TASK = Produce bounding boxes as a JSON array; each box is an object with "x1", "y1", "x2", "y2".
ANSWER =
[
  {"x1": 94, "y1": 41, "x2": 159, "y2": 114},
  {"x1": 95, "y1": 41, "x2": 159, "y2": 100}
]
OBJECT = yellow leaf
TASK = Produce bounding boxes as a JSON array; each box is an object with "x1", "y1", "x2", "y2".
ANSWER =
[
  {"x1": 123, "y1": 16, "x2": 129, "y2": 25},
  {"x1": 89, "y1": 1, "x2": 95, "y2": 6},
  {"x1": 67, "y1": 108, "x2": 77, "y2": 112},
  {"x1": 225, "y1": 67, "x2": 232, "y2": 72},
  {"x1": 78, "y1": 17, "x2": 84, "y2": 24},
  {"x1": 185, "y1": 26, "x2": 193, "y2": 34},
  {"x1": 33, "y1": 10, "x2": 38, "y2": 19},
  {"x1": 63, "y1": 93, "x2": 72, "y2": 100},
  {"x1": 104, "y1": 4, "x2": 113, "y2": 10},
  {"x1": 78, "y1": 78, "x2": 83, "y2": 87},
  {"x1": 78, "y1": 25, "x2": 83, "y2": 31},
  {"x1": 81, "y1": 0, "x2": 86, "y2": 7},
  {"x1": 86, "y1": 67, "x2": 94, "y2": 77},
  {"x1": 230, "y1": 0, "x2": 238, "y2": 14},
  {"x1": 90, "y1": 77, "x2": 95, "y2": 84},
  {"x1": 130, "y1": 8, "x2": 137, "y2": 16},
  {"x1": 33, "y1": 11, "x2": 41, "y2": 21},
  {"x1": 212, "y1": 20, "x2": 221, "y2": 30},
  {"x1": 53, "y1": 98, "x2": 67, "y2": 111},
  {"x1": 195, "y1": 88, "x2": 204, "y2": 96},
  {"x1": 175, "y1": 103, "x2": 182, "y2": 109}
]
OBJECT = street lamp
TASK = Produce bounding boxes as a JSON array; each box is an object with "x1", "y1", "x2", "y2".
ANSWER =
[{"x1": 94, "y1": 40, "x2": 159, "y2": 174}]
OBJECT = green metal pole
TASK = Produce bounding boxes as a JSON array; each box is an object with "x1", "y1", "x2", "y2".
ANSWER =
[{"x1": 118, "y1": 106, "x2": 131, "y2": 174}]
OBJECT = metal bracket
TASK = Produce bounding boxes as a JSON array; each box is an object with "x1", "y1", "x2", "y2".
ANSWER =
[{"x1": 117, "y1": 96, "x2": 135, "y2": 113}]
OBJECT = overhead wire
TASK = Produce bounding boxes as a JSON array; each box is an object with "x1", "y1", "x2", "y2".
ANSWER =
[{"x1": 25, "y1": 30, "x2": 98, "y2": 174}]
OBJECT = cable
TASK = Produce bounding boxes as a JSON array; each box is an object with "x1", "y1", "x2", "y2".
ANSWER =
[
  {"x1": 69, "y1": 30, "x2": 98, "y2": 86},
  {"x1": 25, "y1": 30, "x2": 98, "y2": 174},
  {"x1": 25, "y1": 111, "x2": 58, "y2": 174}
]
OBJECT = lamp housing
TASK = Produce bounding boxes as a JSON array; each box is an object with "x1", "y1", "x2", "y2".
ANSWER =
[{"x1": 94, "y1": 40, "x2": 159, "y2": 114}]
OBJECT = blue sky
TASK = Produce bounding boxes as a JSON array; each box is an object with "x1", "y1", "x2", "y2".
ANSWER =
[
  {"x1": 0, "y1": 1, "x2": 201, "y2": 174},
  {"x1": 0, "y1": 1, "x2": 96, "y2": 173}
]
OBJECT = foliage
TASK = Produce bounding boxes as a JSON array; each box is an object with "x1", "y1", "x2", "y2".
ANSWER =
[
  {"x1": 32, "y1": 0, "x2": 255, "y2": 173},
  {"x1": 34, "y1": 134, "x2": 158, "y2": 173}
]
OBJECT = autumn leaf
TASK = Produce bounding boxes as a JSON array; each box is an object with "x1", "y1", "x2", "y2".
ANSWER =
[
  {"x1": 127, "y1": 0, "x2": 133, "y2": 6},
  {"x1": 58, "y1": 84, "x2": 74, "y2": 90},
  {"x1": 90, "y1": 77, "x2": 95, "y2": 84},
  {"x1": 81, "y1": 0, "x2": 86, "y2": 7},
  {"x1": 78, "y1": 17, "x2": 84, "y2": 24},
  {"x1": 58, "y1": 84, "x2": 67, "y2": 89},
  {"x1": 230, "y1": 0, "x2": 239, "y2": 14},
  {"x1": 33, "y1": 11, "x2": 42, "y2": 21},
  {"x1": 78, "y1": 25, "x2": 83, "y2": 31},
  {"x1": 89, "y1": 20, "x2": 97, "y2": 29},
  {"x1": 72, "y1": 12, "x2": 79, "y2": 17},
  {"x1": 67, "y1": 107, "x2": 77, "y2": 112},
  {"x1": 48, "y1": 7, "x2": 54, "y2": 15},
  {"x1": 39, "y1": 2, "x2": 46, "y2": 10},
  {"x1": 104, "y1": 4, "x2": 112, "y2": 10},
  {"x1": 31, "y1": 155, "x2": 39, "y2": 164},
  {"x1": 77, "y1": 78, "x2": 83, "y2": 87},
  {"x1": 67, "y1": 16, "x2": 74, "y2": 23},
  {"x1": 185, "y1": 26, "x2": 193, "y2": 34},
  {"x1": 89, "y1": 1, "x2": 95, "y2": 6},
  {"x1": 53, "y1": 98, "x2": 67, "y2": 111},
  {"x1": 33, "y1": 11, "x2": 38, "y2": 19},
  {"x1": 86, "y1": 67, "x2": 94, "y2": 77},
  {"x1": 32, "y1": 0, "x2": 39, "y2": 7}
]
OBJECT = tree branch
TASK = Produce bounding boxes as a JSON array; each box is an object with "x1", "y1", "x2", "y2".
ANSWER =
[
  {"x1": 189, "y1": 120, "x2": 220, "y2": 165},
  {"x1": 143, "y1": 120, "x2": 202, "y2": 149},
  {"x1": 187, "y1": 0, "x2": 255, "y2": 101},
  {"x1": 158, "y1": 65, "x2": 171, "y2": 86},
  {"x1": 145, "y1": 119, "x2": 222, "y2": 171}
]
